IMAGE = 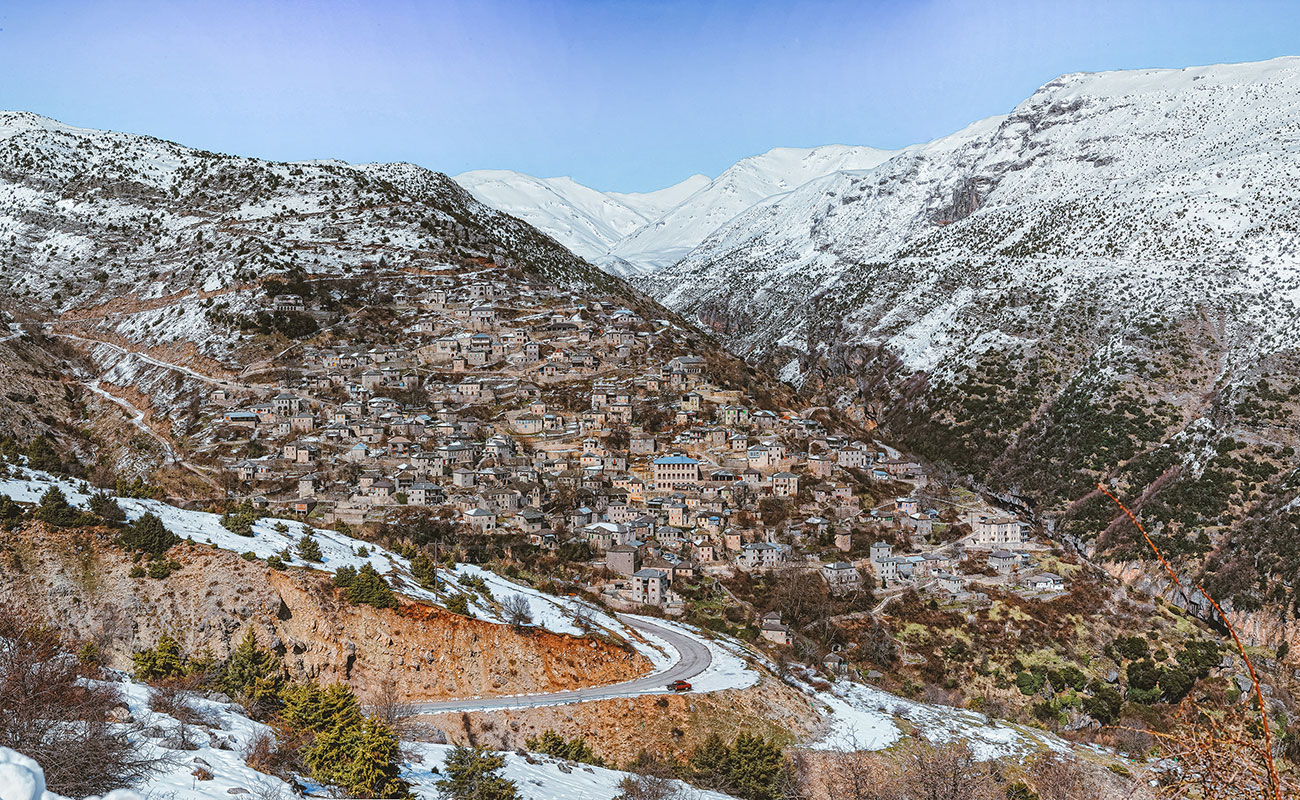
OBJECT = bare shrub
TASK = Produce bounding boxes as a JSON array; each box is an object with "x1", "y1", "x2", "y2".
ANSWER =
[
  {"x1": 243, "y1": 728, "x2": 309, "y2": 779},
  {"x1": 503, "y1": 593, "x2": 533, "y2": 630},
  {"x1": 148, "y1": 678, "x2": 216, "y2": 728},
  {"x1": 614, "y1": 772, "x2": 688, "y2": 800},
  {"x1": 896, "y1": 739, "x2": 998, "y2": 800},
  {"x1": 368, "y1": 673, "x2": 416, "y2": 738},
  {"x1": 0, "y1": 614, "x2": 166, "y2": 796},
  {"x1": 817, "y1": 748, "x2": 899, "y2": 800}
]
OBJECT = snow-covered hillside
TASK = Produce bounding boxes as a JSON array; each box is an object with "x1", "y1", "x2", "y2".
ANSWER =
[
  {"x1": 0, "y1": 111, "x2": 619, "y2": 323},
  {"x1": 643, "y1": 57, "x2": 1300, "y2": 529},
  {"x1": 649, "y1": 58, "x2": 1300, "y2": 367},
  {"x1": 456, "y1": 144, "x2": 896, "y2": 275},
  {"x1": 454, "y1": 169, "x2": 654, "y2": 261}
]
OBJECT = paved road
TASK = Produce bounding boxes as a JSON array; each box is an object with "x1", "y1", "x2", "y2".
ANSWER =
[{"x1": 408, "y1": 615, "x2": 712, "y2": 714}]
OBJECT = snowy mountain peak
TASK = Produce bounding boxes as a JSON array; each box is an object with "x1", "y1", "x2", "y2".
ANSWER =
[{"x1": 455, "y1": 143, "x2": 899, "y2": 276}]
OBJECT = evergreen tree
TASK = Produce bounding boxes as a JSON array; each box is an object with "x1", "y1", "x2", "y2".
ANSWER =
[
  {"x1": 525, "y1": 729, "x2": 600, "y2": 765},
  {"x1": 347, "y1": 563, "x2": 397, "y2": 609},
  {"x1": 88, "y1": 491, "x2": 126, "y2": 524},
  {"x1": 120, "y1": 512, "x2": 179, "y2": 555},
  {"x1": 689, "y1": 733, "x2": 732, "y2": 791},
  {"x1": 220, "y1": 500, "x2": 262, "y2": 537},
  {"x1": 24, "y1": 434, "x2": 62, "y2": 473},
  {"x1": 334, "y1": 565, "x2": 358, "y2": 587},
  {"x1": 280, "y1": 682, "x2": 327, "y2": 731},
  {"x1": 436, "y1": 746, "x2": 519, "y2": 800},
  {"x1": 318, "y1": 682, "x2": 365, "y2": 732},
  {"x1": 222, "y1": 628, "x2": 284, "y2": 712},
  {"x1": 297, "y1": 534, "x2": 323, "y2": 562},
  {"x1": 339, "y1": 717, "x2": 410, "y2": 799},
  {"x1": 0, "y1": 494, "x2": 26, "y2": 530},
  {"x1": 34, "y1": 486, "x2": 82, "y2": 527},
  {"x1": 132, "y1": 634, "x2": 186, "y2": 680},
  {"x1": 725, "y1": 733, "x2": 786, "y2": 800}
]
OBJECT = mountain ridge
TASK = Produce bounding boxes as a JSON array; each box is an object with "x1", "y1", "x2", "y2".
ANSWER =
[{"x1": 455, "y1": 143, "x2": 898, "y2": 276}]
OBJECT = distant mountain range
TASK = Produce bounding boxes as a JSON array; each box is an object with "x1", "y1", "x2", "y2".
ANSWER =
[{"x1": 456, "y1": 144, "x2": 896, "y2": 276}]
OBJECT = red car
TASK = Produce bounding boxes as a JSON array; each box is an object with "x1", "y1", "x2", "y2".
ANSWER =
[{"x1": 667, "y1": 679, "x2": 692, "y2": 692}]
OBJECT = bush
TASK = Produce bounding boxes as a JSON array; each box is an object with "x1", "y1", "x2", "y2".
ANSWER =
[
  {"x1": 1113, "y1": 635, "x2": 1150, "y2": 661},
  {"x1": 334, "y1": 565, "x2": 358, "y2": 587},
  {"x1": 0, "y1": 494, "x2": 25, "y2": 530},
  {"x1": 114, "y1": 477, "x2": 159, "y2": 499},
  {"x1": 1158, "y1": 664, "x2": 1196, "y2": 702},
  {"x1": 0, "y1": 618, "x2": 163, "y2": 796},
  {"x1": 89, "y1": 491, "x2": 126, "y2": 523},
  {"x1": 445, "y1": 594, "x2": 473, "y2": 617},
  {"x1": 525, "y1": 729, "x2": 601, "y2": 765},
  {"x1": 437, "y1": 746, "x2": 518, "y2": 800},
  {"x1": 1083, "y1": 683, "x2": 1122, "y2": 725},
  {"x1": 133, "y1": 634, "x2": 187, "y2": 681},
  {"x1": 146, "y1": 558, "x2": 181, "y2": 579},
  {"x1": 1015, "y1": 670, "x2": 1045, "y2": 696}
]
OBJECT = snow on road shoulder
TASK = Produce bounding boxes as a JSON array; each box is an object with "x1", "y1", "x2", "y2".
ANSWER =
[
  {"x1": 403, "y1": 743, "x2": 739, "y2": 800},
  {"x1": 809, "y1": 679, "x2": 1069, "y2": 760},
  {"x1": 621, "y1": 614, "x2": 761, "y2": 692}
]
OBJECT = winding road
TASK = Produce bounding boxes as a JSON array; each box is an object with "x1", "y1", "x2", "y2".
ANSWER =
[{"x1": 409, "y1": 615, "x2": 713, "y2": 715}]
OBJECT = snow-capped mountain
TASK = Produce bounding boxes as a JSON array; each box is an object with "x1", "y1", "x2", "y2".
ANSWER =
[
  {"x1": 455, "y1": 144, "x2": 896, "y2": 276},
  {"x1": 644, "y1": 59, "x2": 1300, "y2": 558},
  {"x1": 607, "y1": 144, "x2": 897, "y2": 272},
  {"x1": 454, "y1": 168, "x2": 657, "y2": 261}
]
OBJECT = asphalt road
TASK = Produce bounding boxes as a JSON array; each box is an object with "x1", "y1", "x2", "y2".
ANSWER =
[{"x1": 408, "y1": 615, "x2": 712, "y2": 714}]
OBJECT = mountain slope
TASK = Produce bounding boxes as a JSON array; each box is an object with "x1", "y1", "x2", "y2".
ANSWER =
[
  {"x1": 0, "y1": 110, "x2": 621, "y2": 322},
  {"x1": 644, "y1": 58, "x2": 1300, "y2": 615},
  {"x1": 454, "y1": 168, "x2": 653, "y2": 260},
  {"x1": 455, "y1": 144, "x2": 897, "y2": 276},
  {"x1": 606, "y1": 172, "x2": 710, "y2": 219}
]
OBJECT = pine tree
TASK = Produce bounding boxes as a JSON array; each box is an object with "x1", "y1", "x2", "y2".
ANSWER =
[
  {"x1": 35, "y1": 486, "x2": 81, "y2": 527},
  {"x1": 689, "y1": 732, "x2": 732, "y2": 791},
  {"x1": 222, "y1": 628, "x2": 284, "y2": 712},
  {"x1": 436, "y1": 746, "x2": 519, "y2": 800},
  {"x1": 132, "y1": 634, "x2": 186, "y2": 680},
  {"x1": 220, "y1": 500, "x2": 262, "y2": 537},
  {"x1": 280, "y1": 682, "x2": 327, "y2": 731},
  {"x1": 89, "y1": 491, "x2": 125, "y2": 523},
  {"x1": 0, "y1": 494, "x2": 26, "y2": 530},
  {"x1": 120, "y1": 512, "x2": 179, "y2": 555},
  {"x1": 347, "y1": 563, "x2": 397, "y2": 609},
  {"x1": 318, "y1": 682, "x2": 364, "y2": 732},
  {"x1": 339, "y1": 717, "x2": 410, "y2": 799},
  {"x1": 297, "y1": 534, "x2": 323, "y2": 562},
  {"x1": 724, "y1": 733, "x2": 786, "y2": 800}
]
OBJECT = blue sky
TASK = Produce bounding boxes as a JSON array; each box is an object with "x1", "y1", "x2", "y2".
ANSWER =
[{"x1": 1, "y1": 0, "x2": 1297, "y2": 191}]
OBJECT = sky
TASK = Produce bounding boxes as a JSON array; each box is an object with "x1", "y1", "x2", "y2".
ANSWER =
[{"x1": 0, "y1": 0, "x2": 1298, "y2": 192}]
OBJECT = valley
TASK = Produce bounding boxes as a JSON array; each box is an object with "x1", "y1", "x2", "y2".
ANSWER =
[{"x1": 2, "y1": 58, "x2": 1299, "y2": 800}]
